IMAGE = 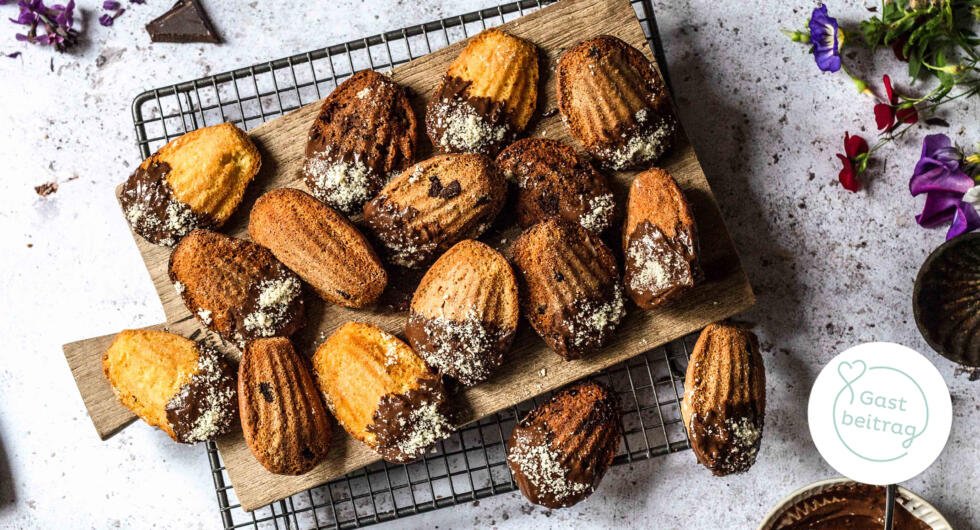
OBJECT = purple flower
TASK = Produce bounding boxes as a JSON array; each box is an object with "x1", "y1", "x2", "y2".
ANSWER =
[
  {"x1": 98, "y1": 13, "x2": 114, "y2": 26},
  {"x1": 102, "y1": 0, "x2": 120, "y2": 9},
  {"x1": 9, "y1": 0, "x2": 78, "y2": 52},
  {"x1": 910, "y1": 134, "x2": 980, "y2": 240},
  {"x1": 809, "y1": 4, "x2": 841, "y2": 72}
]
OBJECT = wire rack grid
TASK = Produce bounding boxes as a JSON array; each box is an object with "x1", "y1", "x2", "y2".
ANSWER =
[{"x1": 129, "y1": 1, "x2": 692, "y2": 528}]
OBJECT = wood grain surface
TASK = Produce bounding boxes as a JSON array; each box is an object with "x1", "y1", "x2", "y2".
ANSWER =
[{"x1": 62, "y1": 0, "x2": 754, "y2": 511}]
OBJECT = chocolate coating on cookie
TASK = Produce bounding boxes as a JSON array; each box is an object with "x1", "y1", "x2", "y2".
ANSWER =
[
  {"x1": 405, "y1": 313, "x2": 513, "y2": 386},
  {"x1": 120, "y1": 160, "x2": 212, "y2": 246},
  {"x1": 165, "y1": 346, "x2": 238, "y2": 443},
  {"x1": 507, "y1": 381, "x2": 621, "y2": 508},
  {"x1": 366, "y1": 376, "x2": 453, "y2": 463},
  {"x1": 427, "y1": 76, "x2": 516, "y2": 156}
]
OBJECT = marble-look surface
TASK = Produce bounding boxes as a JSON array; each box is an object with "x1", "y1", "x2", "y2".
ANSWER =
[{"x1": 0, "y1": 0, "x2": 977, "y2": 528}]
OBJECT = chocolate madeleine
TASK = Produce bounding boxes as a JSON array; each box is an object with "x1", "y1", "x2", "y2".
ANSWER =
[
  {"x1": 363, "y1": 154, "x2": 506, "y2": 269},
  {"x1": 556, "y1": 35, "x2": 675, "y2": 170},
  {"x1": 682, "y1": 323, "x2": 766, "y2": 475},
  {"x1": 623, "y1": 167, "x2": 700, "y2": 309},
  {"x1": 120, "y1": 122, "x2": 260, "y2": 246},
  {"x1": 249, "y1": 188, "x2": 387, "y2": 308},
  {"x1": 405, "y1": 240, "x2": 519, "y2": 385},
  {"x1": 303, "y1": 70, "x2": 419, "y2": 215},
  {"x1": 239, "y1": 337, "x2": 333, "y2": 475},
  {"x1": 169, "y1": 229, "x2": 305, "y2": 347},
  {"x1": 512, "y1": 219, "x2": 626, "y2": 360},
  {"x1": 103, "y1": 329, "x2": 237, "y2": 443},
  {"x1": 507, "y1": 380, "x2": 622, "y2": 508},
  {"x1": 312, "y1": 322, "x2": 453, "y2": 463},
  {"x1": 496, "y1": 138, "x2": 616, "y2": 235},
  {"x1": 426, "y1": 28, "x2": 539, "y2": 156}
]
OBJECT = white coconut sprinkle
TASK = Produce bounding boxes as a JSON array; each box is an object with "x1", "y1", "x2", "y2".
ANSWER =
[
  {"x1": 627, "y1": 229, "x2": 685, "y2": 294},
  {"x1": 243, "y1": 275, "x2": 301, "y2": 339},
  {"x1": 395, "y1": 401, "x2": 453, "y2": 458},
  {"x1": 728, "y1": 416, "x2": 761, "y2": 456},
  {"x1": 170, "y1": 349, "x2": 235, "y2": 443},
  {"x1": 578, "y1": 192, "x2": 615, "y2": 234},
  {"x1": 305, "y1": 151, "x2": 374, "y2": 212},
  {"x1": 197, "y1": 309, "x2": 212, "y2": 326},
  {"x1": 432, "y1": 99, "x2": 508, "y2": 153},
  {"x1": 173, "y1": 281, "x2": 185, "y2": 294},
  {"x1": 508, "y1": 429, "x2": 591, "y2": 503},
  {"x1": 565, "y1": 287, "x2": 626, "y2": 348},
  {"x1": 356, "y1": 87, "x2": 372, "y2": 99},
  {"x1": 418, "y1": 310, "x2": 495, "y2": 383},
  {"x1": 599, "y1": 115, "x2": 673, "y2": 170}
]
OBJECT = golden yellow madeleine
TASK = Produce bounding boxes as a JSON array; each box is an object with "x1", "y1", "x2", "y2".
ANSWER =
[
  {"x1": 120, "y1": 122, "x2": 261, "y2": 246},
  {"x1": 312, "y1": 322, "x2": 453, "y2": 463},
  {"x1": 103, "y1": 329, "x2": 237, "y2": 443},
  {"x1": 427, "y1": 28, "x2": 540, "y2": 155}
]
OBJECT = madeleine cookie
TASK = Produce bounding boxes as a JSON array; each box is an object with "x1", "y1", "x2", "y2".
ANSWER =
[
  {"x1": 303, "y1": 71, "x2": 419, "y2": 215},
  {"x1": 507, "y1": 381, "x2": 621, "y2": 509},
  {"x1": 496, "y1": 138, "x2": 616, "y2": 235},
  {"x1": 427, "y1": 28, "x2": 539, "y2": 155},
  {"x1": 513, "y1": 219, "x2": 626, "y2": 360},
  {"x1": 363, "y1": 154, "x2": 506, "y2": 268},
  {"x1": 249, "y1": 188, "x2": 387, "y2": 308},
  {"x1": 312, "y1": 322, "x2": 453, "y2": 463},
  {"x1": 169, "y1": 229, "x2": 305, "y2": 347},
  {"x1": 120, "y1": 122, "x2": 260, "y2": 246},
  {"x1": 103, "y1": 329, "x2": 237, "y2": 443},
  {"x1": 556, "y1": 35, "x2": 675, "y2": 170},
  {"x1": 682, "y1": 323, "x2": 766, "y2": 476},
  {"x1": 405, "y1": 240, "x2": 519, "y2": 385},
  {"x1": 239, "y1": 337, "x2": 333, "y2": 475},
  {"x1": 623, "y1": 168, "x2": 700, "y2": 309}
]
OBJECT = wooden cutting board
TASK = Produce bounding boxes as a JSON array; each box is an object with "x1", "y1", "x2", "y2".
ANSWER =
[{"x1": 62, "y1": 0, "x2": 754, "y2": 511}]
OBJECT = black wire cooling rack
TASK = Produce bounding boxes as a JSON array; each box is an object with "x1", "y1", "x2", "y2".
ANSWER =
[{"x1": 129, "y1": 1, "x2": 692, "y2": 528}]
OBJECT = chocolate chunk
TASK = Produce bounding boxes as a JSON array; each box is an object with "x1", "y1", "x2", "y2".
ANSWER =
[
  {"x1": 428, "y1": 176, "x2": 443, "y2": 197},
  {"x1": 146, "y1": 0, "x2": 221, "y2": 44},
  {"x1": 439, "y1": 180, "x2": 461, "y2": 199}
]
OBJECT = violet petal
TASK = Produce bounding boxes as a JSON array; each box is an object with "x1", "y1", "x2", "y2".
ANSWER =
[{"x1": 947, "y1": 201, "x2": 980, "y2": 240}]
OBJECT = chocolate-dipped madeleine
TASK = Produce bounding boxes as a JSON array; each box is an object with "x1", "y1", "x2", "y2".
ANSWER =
[
  {"x1": 405, "y1": 240, "x2": 519, "y2": 385},
  {"x1": 312, "y1": 322, "x2": 453, "y2": 463},
  {"x1": 682, "y1": 323, "x2": 766, "y2": 476},
  {"x1": 302, "y1": 70, "x2": 419, "y2": 215},
  {"x1": 169, "y1": 229, "x2": 305, "y2": 347},
  {"x1": 512, "y1": 219, "x2": 626, "y2": 360},
  {"x1": 119, "y1": 122, "x2": 260, "y2": 246},
  {"x1": 556, "y1": 35, "x2": 675, "y2": 170},
  {"x1": 496, "y1": 137, "x2": 616, "y2": 235},
  {"x1": 249, "y1": 188, "x2": 387, "y2": 308},
  {"x1": 363, "y1": 153, "x2": 506, "y2": 269},
  {"x1": 506, "y1": 380, "x2": 622, "y2": 508},
  {"x1": 426, "y1": 28, "x2": 539, "y2": 156},
  {"x1": 103, "y1": 329, "x2": 237, "y2": 443},
  {"x1": 623, "y1": 167, "x2": 700, "y2": 309}
]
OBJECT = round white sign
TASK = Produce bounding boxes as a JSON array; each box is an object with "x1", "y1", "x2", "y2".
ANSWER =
[{"x1": 808, "y1": 342, "x2": 952, "y2": 485}]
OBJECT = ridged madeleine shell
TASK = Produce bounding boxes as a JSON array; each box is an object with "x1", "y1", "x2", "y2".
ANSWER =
[
  {"x1": 496, "y1": 138, "x2": 616, "y2": 235},
  {"x1": 169, "y1": 229, "x2": 305, "y2": 346},
  {"x1": 682, "y1": 323, "x2": 766, "y2": 476},
  {"x1": 249, "y1": 188, "x2": 387, "y2": 308},
  {"x1": 303, "y1": 70, "x2": 418, "y2": 214},
  {"x1": 914, "y1": 233, "x2": 980, "y2": 367},
  {"x1": 426, "y1": 28, "x2": 539, "y2": 155},
  {"x1": 506, "y1": 380, "x2": 622, "y2": 509},
  {"x1": 120, "y1": 122, "x2": 260, "y2": 246},
  {"x1": 363, "y1": 154, "x2": 506, "y2": 268},
  {"x1": 405, "y1": 240, "x2": 519, "y2": 385},
  {"x1": 556, "y1": 35, "x2": 675, "y2": 170},
  {"x1": 312, "y1": 322, "x2": 453, "y2": 463},
  {"x1": 513, "y1": 219, "x2": 625, "y2": 360},
  {"x1": 623, "y1": 168, "x2": 700, "y2": 309},
  {"x1": 239, "y1": 337, "x2": 333, "y2": 475}
]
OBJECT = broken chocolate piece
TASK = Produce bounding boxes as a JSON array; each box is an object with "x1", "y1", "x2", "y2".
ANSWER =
[{"x1": 146, "y1": 0, "x2": 221, "y2": 44}]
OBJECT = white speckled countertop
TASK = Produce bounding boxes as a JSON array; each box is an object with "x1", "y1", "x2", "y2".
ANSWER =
[{"x1": 0, "y1": 0, "x2": 977, "y2": 528}]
